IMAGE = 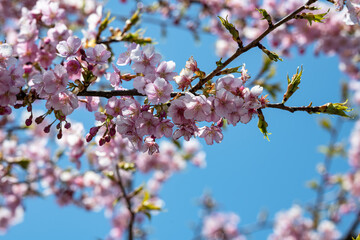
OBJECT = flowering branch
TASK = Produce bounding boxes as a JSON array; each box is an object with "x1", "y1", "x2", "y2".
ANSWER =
[
  {"x1": 189, "y1": 0, "x2": 318, "y2": 94},
  {"x1": 77, "y1": 89, "x2": 181, "y2": 98}
]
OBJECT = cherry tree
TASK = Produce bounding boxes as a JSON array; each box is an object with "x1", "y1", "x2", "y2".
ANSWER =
[{"x1": 0, "y1": 0, "x2": 360, "y2": 239}]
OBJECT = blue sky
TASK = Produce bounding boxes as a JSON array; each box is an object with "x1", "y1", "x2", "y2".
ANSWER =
[{"x1": 2, "y1": 0, "x2": 356, "y2": 239}]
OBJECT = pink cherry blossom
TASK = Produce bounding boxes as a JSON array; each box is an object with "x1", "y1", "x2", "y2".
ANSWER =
[
  {"x1": 133, "y1": 76, "x2": 153, "y2": 94},
  {"x1": 155, "y1": 61, "x2": 177, "y2": 81},
  {"x1": 174, "y1": 68, "x2": 193, "y2": 90},
  {"x1": 46, "y1": 90, "x2": 79, "y2": 115},
  {"x1": 86, "y1": 44, "x2": 111, "y2": 65},
  {"x1": 202, "y1": 212, "x2": 243, "y2": 240},
  {"x1": 130, "y1": 45, "x2": 161, "y2": 74},
  {"x1": 135, "y1": 111, "x2": 160, "y2": 137},
  {"x1": 116, "y1": 43, "x2": 137, "y2": 66},
  {"x1": 56, "y1": 36, "x2": 82, "y2": 58},
  {"x1": 345, "y1": 1, "x2": 360, "y2": 25},
  {"x1": 47, "y1": 23, "x2": 71, "y2": 44},
  {"x1": 43, "y1": 64, "x2": 69, "y2": 95},
  {"x1": 155, "y1": 119, "x2": 174, "y2": 138},
  {"x1": 142, "y1": 136, "x2": 160, "y2": 155},
  {"x1": 105, "y1": 97, "x2": 124, "y2": 117},
  {"x1": 183, "y1": 93, "x2": 212, "y2": 121},
  {"x1": 198, "y1": 125, "x2": 223, "y2": 145},
  {"x1": 83, "y1": 96, "x2": 100, "y2": 112},
  {"x1": 65, "y1": 59, "x2": 81, "y2": 78},
  {"x1": 145, "y1": 77, "x2": 173, "y2": 104}
]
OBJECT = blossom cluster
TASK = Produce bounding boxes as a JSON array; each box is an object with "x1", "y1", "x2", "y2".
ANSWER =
[
  {"x1": 0, "y1": 113, "x2": 206, "y2": 237},
  {"x1": 0, "y1": 0, "x2": 267, "y2": 153},
  {"x1": 269, "y1": 205, "x2": 340, "y2": 240},
  {"x1": 135, "y1": 0, "x2": 360, "y2": 99},
  {"x1": 1, "y1": 0, "x2": 359, "y2": 239}
]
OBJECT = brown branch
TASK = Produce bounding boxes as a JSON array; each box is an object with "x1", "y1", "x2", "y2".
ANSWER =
[
  {"x1": 189, "y1": 0, "x2": 318, "y2": 94},
  {"x1": 115, "y1": 164, "x2": 135, "y2": 240},
  {"x1": 342, "y1": 210, "x2": 360, "y2": 240},
  {"x1": 77, "y1": 89, "x2": 145, "y2": 98},
  {"x1": 264, "y1": 103, "x2": 321, "y2": 114},
  {"x1": 77, "y1": 89, "x2": 182, "y2": 98},
  {"x1": 312, "y1": 118, "x2": 343, "y2": 228}
]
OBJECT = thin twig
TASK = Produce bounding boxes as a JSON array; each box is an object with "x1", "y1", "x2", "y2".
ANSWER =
[
  {"x1": 265, "y1": 103, "x2": 321, "y2": 114},
  {"x1": 342, "y1": 210, "x2": 360, "y2": 240},
  {"x1": 312, "y1": 118, "x2": 343, "y2": 228},
  {"x1": 115, "y1": 164, "x2": 135, "y2": 240}
]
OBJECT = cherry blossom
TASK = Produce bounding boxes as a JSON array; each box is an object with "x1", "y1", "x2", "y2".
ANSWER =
[{"x1": 56, "y1": 36, "x2": 82, "y2": 58}]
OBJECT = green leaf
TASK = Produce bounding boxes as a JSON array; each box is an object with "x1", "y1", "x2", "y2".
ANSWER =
[
  {"x1": 319, "y1": 100, "x2": 352, "y2": 118},
  {"x1": 256, "y1": 8, "x2": 273, "y2": 25},
  {"x1": 282, "y1": 66, "x2": 303, "y2": 103},
  {"x1": 258, "y1": 44, "x2": 282, "y2": 62},
  {"x1": 98, "y1": 12, "x2": 115, "y2": 37},
  {"x1": 16, "y1": 159, "x2": 31, "y2": 170},
  {"x1": 353, "y1": 234, "x2": 360, "y2": 240},
  {"x1": 136, "y1": 190, "x2": 162, "y2": 220},
  {"x1": 216, "y1": 58, "x2": 223, "y2": 67},
  {"x1": 143, "y1": 211, "x2": 152, "y2": 220},
  {"x1": 306, "y1": 180, "x2": 319, "y2": 190},
  {"x1": 131, "y1": 185, "x2": 144, "y2": 197},
  {"x1": 217, "y1": 66, "x2": 241, "y2": 75},
  {"x1": 121, "y1": 32, "x2": 152, "y2": 45},
  {"x1": 318, "y1": 118, "x2": 332, "y2": 131},
  {"x1": 104, "y1": 171, "x2": 116, "y2": 181},
  {"x1": 318, "y1": 144, "x2": 346, "y2": 158},
  {"x1": 218, "y1": 16, "x2": 243, "y2": 47},
  {"x1": 257, "y1": 110, "x2": 270, "y2": 141},
  {"x1": 172, "y1": 139, "x2": 181, "y2": 149},
  {"x1": 118, "y1": 161, "x2": 136, "y2": 171},
  {"x1": 296, "y1": 9, "x2": 329, "y2": 26}
]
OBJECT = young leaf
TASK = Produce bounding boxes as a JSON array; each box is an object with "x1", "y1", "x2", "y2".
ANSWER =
[
  {"x1": 282, "y1": 66, "x2": 303, "y2": 103},
  {"x1": 216, "y1": 58, "x2": 223, "y2": 67},
  {"x1": 318, "y1": 118, "x2": 332, "y2": 131},
  {"x1": 257, "y1": 109, "x2": 270, "y2": 141},
  {"x1": 218, "y1": 16, "x2": 243, "y2": 47},
  {"x1": 257, "y1": 43, "x2": 283, "y2": 62},
  {"x1": 216, "y1": 66, "x2": 241, "y2": 76},
  {"x1": 353, "y1": 234, "x2": 360, "y2": 240},
  {"x1": 318, "y1": 101, "x2": 352, "y2": 118},
  {"x1": 257, "y1": 8, "x2": 273, "y2": 25},
  {"x1": 16, "y1": 159, "x2": 31, "y2": 170},
  {"x1": 295, "y1": 9, "x2": 330, "y2": 26}
]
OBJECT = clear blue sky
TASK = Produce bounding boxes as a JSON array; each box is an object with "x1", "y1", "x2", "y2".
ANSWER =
[{"x1": 2, "y1": 0, "x2": 355, "y2": 239}]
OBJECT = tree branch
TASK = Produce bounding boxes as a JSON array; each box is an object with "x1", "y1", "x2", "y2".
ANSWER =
[
  {"x1": 77, "y1": 89, "x2": 182, "y2": 98},
  {"x1": 264, "y1": 103, "x2": 321, "y2": 114},
  {"x1": 115, "y1": 164, "x2": 135, "y2": 240},
  {"x1": 312, "y1": 118, "x2": 343, "y2": 228},
  {"x1": 189, "y1": 0, "x2": 318, "y2": 94},
  {"x1": 342, "y1": 210, "x2": 360, "y2": 240}
]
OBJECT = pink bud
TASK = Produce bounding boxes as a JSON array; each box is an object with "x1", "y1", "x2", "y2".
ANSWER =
[
  {"x1": 89, "y1": 126, "x2": 100, "y2": 135},
  {"x1": 57, "y1": 131, "x2": 63, "y2": 139},
  {"x1": 99, "y1": 138, "x2": 106, "y2": 146},
  {"x1": 86, "y1": 133, "x2": 93, "y2": 142},
  {"x1": 25, "y1": 118, "x2": 32, "y2": 126},
  {"x1": 44, "y1": 125, "x2": 51, "y2": 133},
  {"x1": 64, "y1": 122, "x2": 71, "y2": 129},
  {"x1": 35, "y1": 116, "x2": 45, "y2": 124}
]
